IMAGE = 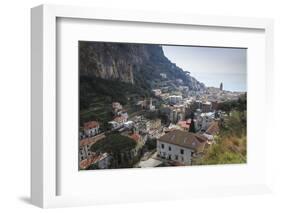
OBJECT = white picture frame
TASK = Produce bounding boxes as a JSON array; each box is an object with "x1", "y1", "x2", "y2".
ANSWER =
[{"x1": 31, "y1": 4, "x2": 274, "y2": 208}]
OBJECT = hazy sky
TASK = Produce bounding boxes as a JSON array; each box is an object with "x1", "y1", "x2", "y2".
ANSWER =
[{"x1": 162, "y1": 45, "x2": 247, "y2": 92}]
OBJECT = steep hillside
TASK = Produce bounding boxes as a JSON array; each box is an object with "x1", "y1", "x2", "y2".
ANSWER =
[
  {"x1": 79, "y1": 42, "x2": 205, "y2": 90},
  {"x1": 79, "y1": 42, "x2": 205, "y2": 124}
]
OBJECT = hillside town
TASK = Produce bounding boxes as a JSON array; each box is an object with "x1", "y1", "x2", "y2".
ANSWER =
[{"x1": 79, "y1": 76, "x2": 246, "y2": 170}]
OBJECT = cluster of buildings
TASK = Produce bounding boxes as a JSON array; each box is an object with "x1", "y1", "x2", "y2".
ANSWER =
[
  {"x1": 79, "y1": 102, "x2": 165, "y2": 170},
  {"x1": 79, "y1": 79, "x2": 243, "y2": 169},
  {"x1": 79, "y1": 133, "x2": 112, "y2": 169}
]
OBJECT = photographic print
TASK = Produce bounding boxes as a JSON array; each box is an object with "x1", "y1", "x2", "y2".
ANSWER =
[{"x1": 78, "y1": 42, "x2": 247, "y2": 170}]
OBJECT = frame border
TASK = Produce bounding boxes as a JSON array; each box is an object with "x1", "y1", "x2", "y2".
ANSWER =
[{"x1": 31, "y1": 4, "x2": 274, "y2": 208}]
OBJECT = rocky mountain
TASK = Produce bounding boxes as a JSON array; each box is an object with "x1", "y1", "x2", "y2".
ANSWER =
[{"x1": 79, "y1": 42, "x2": 205, "y2": 91}]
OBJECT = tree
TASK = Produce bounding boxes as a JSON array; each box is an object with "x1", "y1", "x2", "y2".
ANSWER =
[
  {"x1": 145, "y1": 138, "x2": 157, "y2": 151},
  {"x1": 189, "y1": 118, "x2": 196, "y2": 133}
]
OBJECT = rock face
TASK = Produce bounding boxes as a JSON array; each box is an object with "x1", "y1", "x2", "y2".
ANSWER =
[{"x1": 79, "y1": 41, "x2": 204, "y2": 90}]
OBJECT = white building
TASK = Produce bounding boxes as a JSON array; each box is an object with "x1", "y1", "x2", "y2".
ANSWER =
[
  {"x1": 152, "y1": 89, "x2": 162, "y2": 96},
  {"x1": 83, "y1": 121, "x2": 100, "y2": 137},
  {"x1": 149, "y1": 98, "x2": 155, "y2": 111},
  {"x1": 202, "y1": 101, "x2": 212, "y2": 112},
  {"x1": 202, "y1": 121, "x2": 220, "y2": 144},
  {"x1": 79, "y1": 133, "x2": 106, "y2": 161},
  {"x1": 92, "y1": 153, "x2": 111, "y2": 169},
  {"x1": 169, "y1": 95, "x2": 183, "y2": 105},
  {"x1": 79, "y1": 152, "x2": 111, "y2": 170},
  {"x1": 157, "y1": 130, "x2": 207, "y2": 165},
  {"x1": 79, "y1": 140, "x2": 92, "y2": 161},
  {"x1": 124, "y1": 120, "x2": 134, "y2": 129},
  {"x1": 160, "y1": 73, "x2": 167, "y2": 79},
  {"x1": 108, "y1": 115, "x2": 128, "y2": 130},
  {"x1": 117, "y1": 111, "x2": 129, "y2": 120},
  {"x1": 195, "y1": 112, "x2": 215, "y2": 131},
  {"x1": 112, "y1": 102, "x2": 123, "y2": 111}
]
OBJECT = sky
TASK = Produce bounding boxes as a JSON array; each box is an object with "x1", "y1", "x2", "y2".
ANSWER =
[{"x1": 162, "y1": 45, "x2": 247, "y2": 92}]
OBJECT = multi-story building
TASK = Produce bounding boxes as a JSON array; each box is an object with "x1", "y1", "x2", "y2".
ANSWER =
[
  {"x1": 83, "y1": 121, "x2": 100, "y2": 137},
  {"x1": 152, "y1": 89, "x2": 162, "y2": 96},
  {"x1": 168, "y1": 95, "x2": 183, "y2": 105},
  {"x1": 112, "y1": 102, "x2": 123, "y2": 113},
  {"x1": 79, "y1": 133, "x2": 106, "y2": 161},
  {"x1": 202, "y1": 101, "x2": 212, "y2": 112},
  {"x1": 157, "y1": 130, "x2": 207, "y2": 165},
  {"x1": 80, "y1": 153, "x2": 111, "y2": 170},
  {"x1": 195, "y1": 112, "x2": 215, "y2": 131}
]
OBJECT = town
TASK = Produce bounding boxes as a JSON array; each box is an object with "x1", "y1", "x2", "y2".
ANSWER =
[{"x1": 79, "y1": 75, "x2": 246, "y2": 170}]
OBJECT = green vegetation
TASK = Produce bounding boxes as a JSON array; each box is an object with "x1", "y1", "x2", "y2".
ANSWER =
[
  {"x1": 80, "y1": 76, "x2": 151, "y2": 109},
  {"x1": 217, "y1": 93, "x2": 247, "y2": 115},
  {"x1": 144, "y1": 138, "x2": 157, "y2": 151},
  {"x1": 80, "y1": 76, "x2": 152, "y2": 126},
  {"x1": 90, "y1": 133, "x2": 139, "y2": 169},
  {"x1": 90, "y1": 134, "x2": 137, "y2": 153},
  {"x1": 197, "y1": 94, "x2": 247, "y2": 165},
  {"x1": 189, "y1": 112, "x2": 196, "y2": 133}
]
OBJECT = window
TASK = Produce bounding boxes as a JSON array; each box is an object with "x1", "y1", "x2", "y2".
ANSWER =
[
  {"x1": 175, "y1": 155, "x2": 178, "y2": 160},
  {"x1": 180, "y1": 149, "x2": 184, "y2": 154},
  {"x1": 168, "y1": 146, "x2": 171, "y2": 151},
  {"x1": 168, "y1": 155, "x2": 171, "y2": 160},
  {"x1": 161, "y1": 144, "x2": 165, "y2": 149}
]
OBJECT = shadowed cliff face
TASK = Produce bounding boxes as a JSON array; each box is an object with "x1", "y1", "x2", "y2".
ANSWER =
[{"x1": 79, "y1": 41, "x2": 204, "y2": 90}]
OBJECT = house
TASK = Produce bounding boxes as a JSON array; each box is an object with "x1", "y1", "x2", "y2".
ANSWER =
[
  {"x1": 124, "y1": 120, "x2": 134, "y2": 129},
  {"x1": 168, "y1": 95, "x2": 183, "y2": 105},
  {"x1": 176, "y1": 78, "x2": 183, "y2": 84},
  {"x1": 202, "y1": 121, "x2": 220, "y2": 144},
  {"x1": 177, "y1": 120, "x2": 191, "y2": 131},
  {"x1": 79, "y1": 138, "x2": 93, "y2": 161},
  {"x1": 195, "y1": 112, "x2": 215, "y2": 131},
  {"x1": 202, "y1": 101, "x2": 212, "y2": 112},
  {"x1": 152, "y1": 89, "x2": 162, "y2": 96},
  {"x1": 79, "y1": 152, "x2": 111, "y2": 170},
  {"x1": 112, "y1": 102, "x2": 123, "y2": 111},
  {"x1": 108, "y1": 115, "x2": 128, "y2": 130},
  {"x1": 79, "y1": 133, "x2": 106, "y2": 161},
  {"x1": 117, "y1": 111, "x2": 129, "y2": 120},
  {"x1": 157, "y1": 130, "x2": 207, "y2": 165},
  {"x1": 108, "y1": 121, "x2": 120, "y2": 130},
  {"x1": 114, "y1": 115, "x2": 127, "y2": 124},
  {"x1": 148, "y1": 98, "x2": 156, "y2": 111},
  {"x1": 83, "y1": 121, "x2": 100, "y2": 137},
  {"x1": 160, "y1": 73, "x2": 167, "y2": 79}
]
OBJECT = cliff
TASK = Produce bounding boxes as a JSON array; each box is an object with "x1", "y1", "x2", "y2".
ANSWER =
[{"x1": 79, "y1": 42, "x2": 204, "y2": 91}]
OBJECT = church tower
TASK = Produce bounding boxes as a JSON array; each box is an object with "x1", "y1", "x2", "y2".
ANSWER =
[{"x1": 220, "y1": 82, "x2": 223, "y2": 91}]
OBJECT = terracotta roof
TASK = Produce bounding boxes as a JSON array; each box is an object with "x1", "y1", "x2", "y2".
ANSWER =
[
  {"x1": 206, "y1": 121, "x2": 219, "y2": 135},
  {"x1": 83, "y1": 121, "x2": 99, "y2": 130},
  {"x1": 158, "y1": 130, "x2": 207, "y2": 152},
  {"x1": 80, "y1": 138, "x2": 92, "y2": 147},
  {"x1": 187, "y1": 119, "x2": 192, "y2": 124},
  {"x1": 79, "y1": 153, "x2": 108, "y2": 169},
  {"x1": 79, "y1": 133, "x2": 106, "y2": 147},
  {"x1": 114, "y1": 116, "x2": 126, "y2": 123},
  {"x1": 177, "y1": 120, "x2": 190, "y2": 129},
  {"x1": 130, "y1": 133, "x2": 141, "y2": 142}
]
